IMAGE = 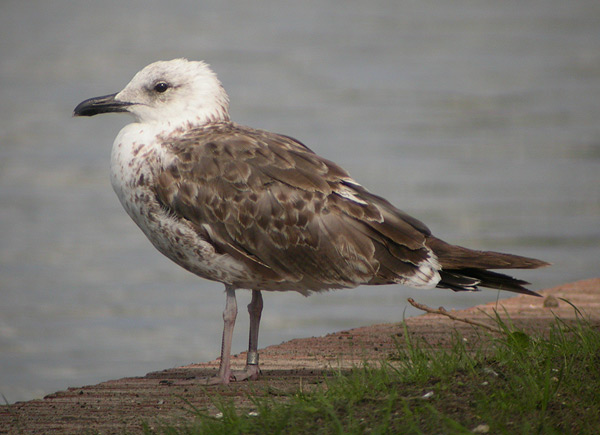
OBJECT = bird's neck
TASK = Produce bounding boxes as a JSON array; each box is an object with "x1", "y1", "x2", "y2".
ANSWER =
[{"x1": 141, "y1": 111, "x2": 231, "y2": 139}]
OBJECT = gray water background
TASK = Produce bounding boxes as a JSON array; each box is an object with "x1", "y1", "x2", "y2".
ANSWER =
[{"x1": 1, "y1": 0, "x2": 599, "y2": 403}]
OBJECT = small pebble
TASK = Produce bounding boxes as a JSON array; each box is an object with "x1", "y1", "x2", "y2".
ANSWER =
[
  {"x1": 472, "y1": 424, "x2": 490, "y2": 433},
  {"x1": 543, "y1": 295, "x2": 559, "y2": 308},
  {"x1": 483, "y1": 367, "x2": 498, "y2": 377}
]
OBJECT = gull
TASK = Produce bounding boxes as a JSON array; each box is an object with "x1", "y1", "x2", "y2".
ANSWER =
[{"x1": 74, "y1": 59, "x2": 548, "y2": 384}]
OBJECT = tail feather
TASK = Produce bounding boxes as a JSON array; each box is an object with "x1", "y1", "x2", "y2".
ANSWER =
[
  {"x1": 437, "y1": 270, "x2": 479, "y2": 292},
  {"x1": 427, "y1": 236, "x2": 549, "y2": 297},
  {"x1": 427, "y1": 236, "x2": 550, "y2": 270}
]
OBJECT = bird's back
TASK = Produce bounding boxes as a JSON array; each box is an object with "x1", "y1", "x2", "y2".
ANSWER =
[{"x1": 152, "y1": 122, "x2": 443, "y2": 293}]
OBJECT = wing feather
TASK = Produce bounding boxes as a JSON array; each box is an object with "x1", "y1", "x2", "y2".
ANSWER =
[{"x1": 154, "y1": 122, "x2": 436, "y2": 291}]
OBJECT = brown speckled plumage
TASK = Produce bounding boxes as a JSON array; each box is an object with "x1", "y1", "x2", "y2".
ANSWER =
[
  {"x1": 74, "y1": 59, "x2": 549, "y2": 384},
  {"x1": 153, "y1": 122, "x2": 441, "y2": 292}
]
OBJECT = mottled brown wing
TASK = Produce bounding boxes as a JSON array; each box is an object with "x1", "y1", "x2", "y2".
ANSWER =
[{"x1": 154, "y1": 122, "x2": 433, "y2": 291}]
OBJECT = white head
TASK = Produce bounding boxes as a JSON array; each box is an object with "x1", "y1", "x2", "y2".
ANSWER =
[{"x1": 74, "y1": 58, "x2": 230, "y2": 127}]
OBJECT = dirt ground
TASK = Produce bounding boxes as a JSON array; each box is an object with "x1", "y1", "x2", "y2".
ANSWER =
[{"x1": 1, "y1": 278, "x2": 598, "y2": 434}]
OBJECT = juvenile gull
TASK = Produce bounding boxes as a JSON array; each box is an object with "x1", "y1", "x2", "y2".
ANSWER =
[{"x1": 74, "y1": 59, "x2": 549, "y2": 384}]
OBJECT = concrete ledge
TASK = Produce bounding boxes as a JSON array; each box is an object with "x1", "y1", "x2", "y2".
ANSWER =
[{"x1": 1, "y1": 278, "x2": 598, "y2": 434}]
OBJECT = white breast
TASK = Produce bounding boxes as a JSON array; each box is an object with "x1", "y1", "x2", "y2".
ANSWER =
[
  {"x1": 109, "y1": 123, "x2": 253, "y2": 286},
  {"x1": 110, "y1": 124, "x2": 162, "y2": 216}
]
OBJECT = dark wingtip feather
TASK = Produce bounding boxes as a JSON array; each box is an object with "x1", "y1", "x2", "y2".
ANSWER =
[{"x1": 438, "y1": 268, "x2": 542, "y2": 297}]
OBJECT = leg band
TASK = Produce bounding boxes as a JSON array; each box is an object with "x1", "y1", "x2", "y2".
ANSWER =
[{"x1": 246, "y1": 350, "x2": 259, "y2": 366}]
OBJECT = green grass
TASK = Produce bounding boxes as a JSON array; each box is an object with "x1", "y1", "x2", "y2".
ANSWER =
[{"x1": 144, "y1": 308, "x2": 600, "y2": 434}]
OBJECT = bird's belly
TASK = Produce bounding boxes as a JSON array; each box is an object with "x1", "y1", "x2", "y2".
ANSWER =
[{"x1": 117, "y1": 181, "x2": 255, "y2": 285}]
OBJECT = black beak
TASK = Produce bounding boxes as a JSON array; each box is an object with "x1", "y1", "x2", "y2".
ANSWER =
[{"x1": 73, "y1": 93, "x2": 133, "y2": 117}]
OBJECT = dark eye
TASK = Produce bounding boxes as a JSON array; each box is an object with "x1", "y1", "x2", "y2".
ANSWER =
[{"x1": 153, "y1": 82, "x2": 169, "y2": 93}]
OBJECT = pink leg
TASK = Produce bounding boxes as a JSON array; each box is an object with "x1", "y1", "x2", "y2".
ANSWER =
[
  {"x1": 244, "y1": 290, "x2": 263, "y2": 380},
  {"x1": 210, "y1": 288, "x2": 263, "y2": 384},
  {"x1": 214, "y1": 285, "x2": 237, "y2": 384},
  {"x1": 176, "y1": 287, "x2": 262, "y2": 385}
]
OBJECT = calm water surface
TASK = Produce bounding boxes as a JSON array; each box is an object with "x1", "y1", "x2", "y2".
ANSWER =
[{"x1": 1, "y1": 0, "x2": 599, "y2": 403}]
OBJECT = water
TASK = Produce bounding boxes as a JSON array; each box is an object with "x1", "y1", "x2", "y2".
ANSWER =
[{"x1": 1, "y1": 0, "x2": 599, "y2": 403}]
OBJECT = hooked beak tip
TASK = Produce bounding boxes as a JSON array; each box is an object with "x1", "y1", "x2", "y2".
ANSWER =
[{"x1": 73, "y1": 93, "x2": 132, "y2": 117}]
